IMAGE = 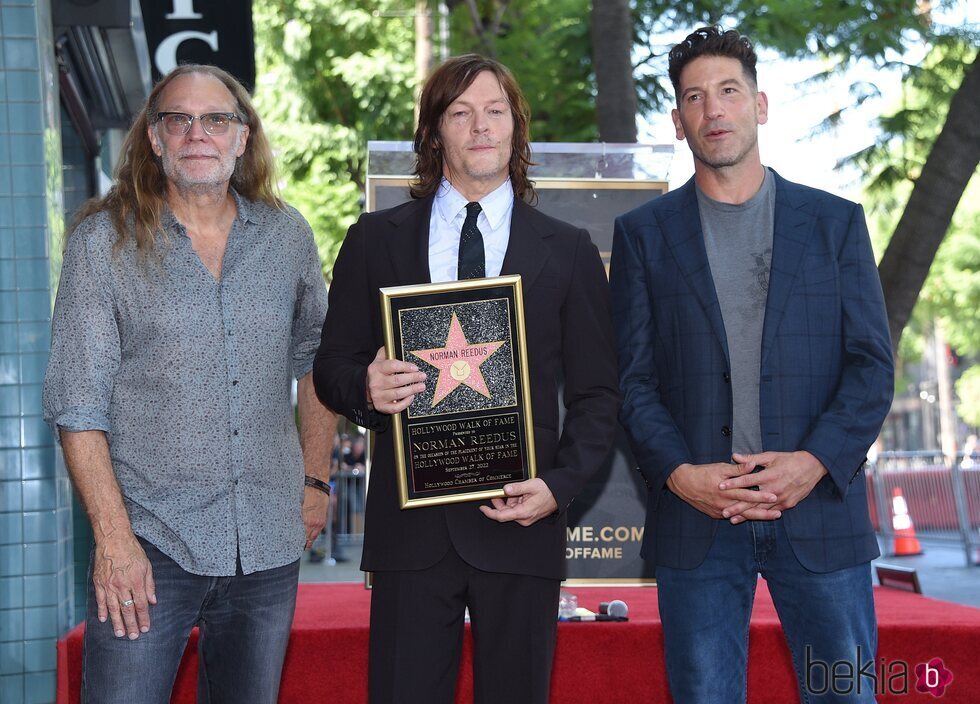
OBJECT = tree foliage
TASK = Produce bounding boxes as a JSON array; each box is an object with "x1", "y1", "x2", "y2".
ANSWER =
[
  {"x1": 846, "y1": 39, "x2": 980, "y2": 354},
  {"x1": 630, "y1": 0, "x2": 929, "y2": 114},
  {"x1": 849, "y1": 38, "x2": 979, "y2": 352},
  {"x1": 627, "y1": 2, "x2": 979, "y2": 356},
  {"x1": 592, "y1": 0, "x2": 638, "y2": 141},
  {"x1": 845, "y1": 39, "x2": 976, "y2": 197},
  {"x1": 253, "y1": 0, "x2": 417, "y2": 276},
  {"x1": 447, "y1": 0, "x2": 597, "y2": 142},
  {"x1": 955, "y1": 367, "x2": 980, "y2": 429},
  {"x1": 252, "y1": 0, "x2": 979, "y2": 321},
  {"x1": 253, "y1": 0, "x2": 600, "y2": 273}
]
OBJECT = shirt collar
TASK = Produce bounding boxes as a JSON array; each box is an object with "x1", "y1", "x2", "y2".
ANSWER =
[
  {"x1": 162, "y1": 187, "x2": 254, "y2": 235},
  {"x1": 229, "y1": 188, "x2": 257, "y2": 224},
  {"x1": 434, "y1": 178, "x2": 514, "y2": 230}
]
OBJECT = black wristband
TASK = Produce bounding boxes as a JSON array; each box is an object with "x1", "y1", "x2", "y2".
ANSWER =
[{"x1": 304, "y1": 475, "x2": 331, "y2": 496}]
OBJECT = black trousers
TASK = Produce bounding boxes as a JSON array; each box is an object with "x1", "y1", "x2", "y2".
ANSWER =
[{"x1": 368, "y1": 544, "x2": 560, "y2": 704}]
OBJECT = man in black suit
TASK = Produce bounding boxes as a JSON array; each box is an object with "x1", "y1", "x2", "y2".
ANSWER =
[{"x1": 313, "y1": 55, "x2": 619, "y2": 704}]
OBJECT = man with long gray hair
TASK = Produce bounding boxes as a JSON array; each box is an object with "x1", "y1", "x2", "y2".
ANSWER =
[{"x1": 43, "y1": 65, "x2": 336, "y2": 703}]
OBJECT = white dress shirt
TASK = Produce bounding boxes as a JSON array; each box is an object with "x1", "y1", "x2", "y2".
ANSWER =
[{"x1": 428, "y1": 178, "x2": 514, "y2": 283}]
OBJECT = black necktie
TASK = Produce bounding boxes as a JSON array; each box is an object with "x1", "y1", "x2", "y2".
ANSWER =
[{"x1": 458, "y1": 202, "x2": 486, "y2": 279}]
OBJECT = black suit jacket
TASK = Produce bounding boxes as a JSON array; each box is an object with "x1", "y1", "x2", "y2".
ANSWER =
[{"x1": 313, "y1": 194, "x2": 620, "y2": 580}]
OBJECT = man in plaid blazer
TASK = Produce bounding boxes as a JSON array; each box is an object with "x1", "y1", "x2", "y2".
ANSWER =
[{"x1": 610, "y1": 27, "x2": 894, "y2": 703}]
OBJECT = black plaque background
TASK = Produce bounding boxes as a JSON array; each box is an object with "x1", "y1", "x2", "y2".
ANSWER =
[
  {"x1": 400, "y1": 299, "x2": 516, "y2": 418},
  {"x1": 406, "y1": 413, "x2": 524, "y2": 494},
  {"x1": 387, "y1": 282, "x2": 533, "y2": 503}
]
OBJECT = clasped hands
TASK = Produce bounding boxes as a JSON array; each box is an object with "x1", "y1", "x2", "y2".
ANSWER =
[
  {"x1": 366, "y1": 347, "x2": 557, "y2": 527},
  {"x1": 667, "y1": 451, "x2": 828, "y2": 524}
]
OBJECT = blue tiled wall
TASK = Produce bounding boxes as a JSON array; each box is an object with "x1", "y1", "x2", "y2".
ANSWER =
[
  {"x1": 59, "y1": 102, "x2": 93, "y2": 619},
  {"x1": 0, "y1": 1, "x2": 73, "y2": 703}
]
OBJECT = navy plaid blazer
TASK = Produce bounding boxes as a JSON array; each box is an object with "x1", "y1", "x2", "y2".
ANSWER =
[{"x1": 610, "y1": 170, "x2": 894, "y2": 573}]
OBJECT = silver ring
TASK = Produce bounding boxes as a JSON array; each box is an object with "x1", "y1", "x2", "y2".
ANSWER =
[{"x1": 122, "y1": 599, "x2": 135, "y2": 607}]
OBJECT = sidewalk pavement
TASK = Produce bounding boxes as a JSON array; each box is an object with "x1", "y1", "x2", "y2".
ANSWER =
[
  {"x1": 299, "y1": 539, "x2": 366, "y2": 585},
  {"x1": 873, "y1": 539, "x2": 980, "y2": 608}
]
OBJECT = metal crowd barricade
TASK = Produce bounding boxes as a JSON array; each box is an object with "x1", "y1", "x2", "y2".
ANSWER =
[
  {"x1": 867, "y1": 451, "x2": 980, "y2": 566},
  {"x1": 334, "y1": 468, "x2": 366, "y2": 545}
]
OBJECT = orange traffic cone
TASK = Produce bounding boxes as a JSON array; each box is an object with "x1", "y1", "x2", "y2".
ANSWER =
[{"x1": 891, "y1": 487, "x2": 922, "y2": 556}]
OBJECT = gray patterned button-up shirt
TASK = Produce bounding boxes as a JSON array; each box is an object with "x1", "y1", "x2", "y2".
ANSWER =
[{"x1": 43, "y1": 194, "x2": 328, "y2": 576}]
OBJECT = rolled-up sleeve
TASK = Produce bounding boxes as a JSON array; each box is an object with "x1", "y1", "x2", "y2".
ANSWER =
[
  {"x1": 42, "y1": 222, "x2": 121, "y2": 435},
  {"x1": 290, "y1": 215, "x2": 328, "y2": 380}
]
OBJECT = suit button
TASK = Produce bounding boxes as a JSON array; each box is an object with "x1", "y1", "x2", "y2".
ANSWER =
[
  {"x1": 721, "y1": 426, "x2": 732, "y2": 437},
  {"x1": 723, "y1": 372, "x2": 731, "y2": 383}
]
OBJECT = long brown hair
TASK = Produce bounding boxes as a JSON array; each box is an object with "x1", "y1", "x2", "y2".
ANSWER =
[
  {"x1": 411, "y1": 54, "x2": 535, "y2": 203},
  {"x1": 70, "y1": 64, "x2": 283, "y2": 256}
]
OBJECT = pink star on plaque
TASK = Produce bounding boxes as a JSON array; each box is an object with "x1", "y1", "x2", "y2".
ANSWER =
[{"x1": 408, "y1": 312, "x2": 504, "y2": 407}]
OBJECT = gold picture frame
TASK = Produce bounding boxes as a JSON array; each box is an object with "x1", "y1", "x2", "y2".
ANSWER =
[{"x1": 380, "y1": 275, "x2": 537, "y2": 509}]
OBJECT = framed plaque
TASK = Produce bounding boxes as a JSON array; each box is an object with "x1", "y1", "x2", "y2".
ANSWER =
[{"x1": 380, "y1": 275, "x2": 536, "y2": 509}]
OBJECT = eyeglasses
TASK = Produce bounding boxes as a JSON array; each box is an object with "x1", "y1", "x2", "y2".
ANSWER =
[{"x1": 156, "y1": 112, "x2": 243, "y2": 136}]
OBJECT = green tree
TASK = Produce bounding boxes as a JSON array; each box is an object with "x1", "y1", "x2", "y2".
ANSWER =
[
  {"x1": 253, "y1": 0, "x2": 980, "y2": 322},
  {"x1": 253, "y1": 0, "x2": 417, "y2": 276},
  {"x1": 253, "y1": 0, "x2": 601, "y2": 273},
  {"x1": 629, "y1": 0, "x2": 925, "y2": 115},
  {"x1": 955, "y1": 367, "x2": 980, "y2": 428},
  {"x1": 448, "y1": 0, "x2": 597, "y2": 141},
  {"x1": 592, "y1": 0, "x2": 637, "y2": 141},
  {"x1": 856, "y1": 42, "x2": 979, "y2": 355},
  {"x1": 852, "y1": 39, "x2": 979, "y2": 352}
]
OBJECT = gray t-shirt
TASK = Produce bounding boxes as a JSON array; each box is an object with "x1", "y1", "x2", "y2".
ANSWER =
[
  {"x1": 43, "y1": 193, "x2": 328, "y2": 576},
  {"x1": 696, "y1": 168, "x2": 775, "y2": 455}
]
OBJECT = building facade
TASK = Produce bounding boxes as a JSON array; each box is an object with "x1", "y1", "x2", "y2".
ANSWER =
[{"x1": 0, "y1": 1, "x2": 149, "y2": 701}]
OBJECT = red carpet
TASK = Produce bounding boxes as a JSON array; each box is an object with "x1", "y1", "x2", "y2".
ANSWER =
[{"x1": 57, "y1": 583, "x2": 980, "y2": 703}]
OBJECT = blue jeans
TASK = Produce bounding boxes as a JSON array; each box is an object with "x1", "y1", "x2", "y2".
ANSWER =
[
  {"x1": 656, "y1": 519, "x2": 877, "y2": 703},
  {"x1": 81, "y1": 539, "x2": 299, "y2": 704}
]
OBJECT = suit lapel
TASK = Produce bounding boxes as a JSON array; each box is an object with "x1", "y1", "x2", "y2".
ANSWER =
[
  {"x1": 664, "y1": 180, "x2": 730, "y2": 364},
  {"x1": 761, "y1": 172, "x2": 811, "y2": 366},
  {"x1": 384, "y1": 194, "x2": 553, "y2": 288},
  {"x1": 500, "y1": 199, "x2": 551, "y2": 290},
  {"x1": 385, "y1": 196, "x2": 434, "y2": 284}
]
